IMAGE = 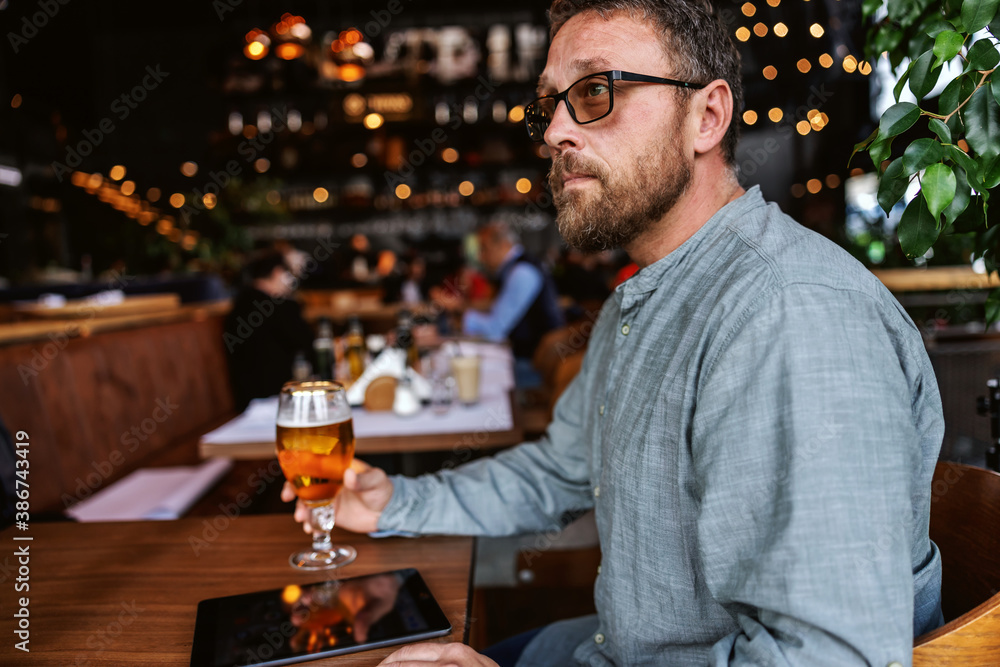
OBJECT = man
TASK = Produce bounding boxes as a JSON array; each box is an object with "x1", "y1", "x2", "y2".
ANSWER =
[
  {"x1": 285, "y1": 1, "x2": 944, "y2": 665},
  {"x1": 435, "y1": 221, "x2": 564, "y2": 387},
  {"x1": 224, "y1": 251, "x2": 314, "y2": 411}
]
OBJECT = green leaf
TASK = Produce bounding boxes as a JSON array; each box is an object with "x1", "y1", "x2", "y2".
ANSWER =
[
  {"x1": 926, "y1": 17, "x2": 958, "y2": 38},
  {"x1": 863, "y1": 0, "x2": 882, "y2": 18},
  {"x1": 962, "y1": 0, "x2": 1000, "y2": 33},
  {"x1": 908, "y1": 33, "x2": 936, "y2": 62},
  {"x1": 878, "y1": 158, "x2": 911, "y2": 214},
  {"x1": 870, "y1": 134, "x2": 895, "y2": 170},
  {"x1": 929, "y1": 118, "x2": 953, "y2": 143},
  {"x1": 953, "y1": 194, "x2": 987, "y2": 231},
  {"x1": 944, "y1": 167, "x2": 972, "y2": 224},
  {"x1": 941, "y1": 74, "x2": 977, "y2": 135},
  {"x1": 963, "y1": 85, "x2": 1000, "y2": 157},
  {"x1": 898, "y1": 196, "x2": 942, "y2": 259},
  {"x1": 933, "y1": 30, "x2": 965, "y2": 66},
  {"x1": 904, "y1": 138, "x2": 946, "y2": 174},
  {"x1": 880, "y1": 102, "x2": 922, "y2": 138},
  {"x1": 990, "y1": 78, "x2": 1000, "y2": 110},
  {"x1": 909, "y1": 51, "x2": 942, "y2": 100},
  {"x1": 922, "y1": 163, "x2": 958, "y2": 218},
  {"x1": 850, "y1": 128, "x2": 879, "y2": 166},
  {"x1": 983, "y1": 152, "x2": 1000, "y2": 187},
  {"x1": 894, "y1": 61, "x2": 916, "y2": 102},
  {"x1": 968, "y1": 38, "x2": 1000, "y2": 70},
  {"x1": 947, "y1": 144, "x2": 986, "y2": 191},
  {"x1": 986, "y1": 287, "x2": 1000, "y2": 325},
  {"x1": 990, "y1": 11, "x2": 1000, "y2": 35}
]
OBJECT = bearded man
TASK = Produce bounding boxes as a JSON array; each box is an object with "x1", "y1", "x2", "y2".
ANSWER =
[{"x1": 285, "y1": 1, "x2": 945, "y2": 665}]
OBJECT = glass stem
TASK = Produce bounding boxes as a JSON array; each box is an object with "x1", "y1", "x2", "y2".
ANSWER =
[{"x1": 310, "y1": 502, "x2": 336, "y2": 552}]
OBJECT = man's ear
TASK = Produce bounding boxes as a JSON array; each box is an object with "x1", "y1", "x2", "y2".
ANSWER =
[{"x1": 691, "y1": 80, "x2": 733, "y2": 157}]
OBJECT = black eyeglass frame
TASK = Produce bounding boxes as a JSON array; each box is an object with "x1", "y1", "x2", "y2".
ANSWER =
[{"x1": 524, "y1": 70, "x2": 707, "y2": 142}]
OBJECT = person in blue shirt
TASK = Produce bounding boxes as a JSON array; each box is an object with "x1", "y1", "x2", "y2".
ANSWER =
[{"x1": 439, "y1": 221, "x2": 564, "y2": 387}]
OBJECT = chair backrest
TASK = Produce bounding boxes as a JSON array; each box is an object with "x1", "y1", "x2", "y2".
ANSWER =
[{"x1": 913, "y1": 462, "x2": 1000, "y2": 665}]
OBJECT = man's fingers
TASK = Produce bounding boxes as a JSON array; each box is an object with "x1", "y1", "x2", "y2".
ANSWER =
[
  {"x1": 377, "y1": 642, "x2": 449, "y2": 665},
  {"x1": 345, "y1": 464, "x2": 386, "y2": 492},
  {"x1": 280, "y1": 481, "x2": 297, "y2": 502}
]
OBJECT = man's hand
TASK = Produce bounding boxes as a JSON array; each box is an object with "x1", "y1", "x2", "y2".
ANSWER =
[
  {"x1": 280, "y1": 459, "x2": 393, "y2": 534},
  {"x1": 377, "y1": 642, "x2": 499, "y2": 666}
]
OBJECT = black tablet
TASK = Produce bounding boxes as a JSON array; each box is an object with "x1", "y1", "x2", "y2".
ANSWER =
[{"x1": 190, "y1": 568, "x2": 452, "y2": 666}]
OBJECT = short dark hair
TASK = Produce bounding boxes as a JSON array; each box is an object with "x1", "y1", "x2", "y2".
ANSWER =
[
  {"x1": 548, "y1": 0, "x2": 743, "y2": 165},
  {"x1": 244, "y1": 251, "x2": 289, "y2": 283}
]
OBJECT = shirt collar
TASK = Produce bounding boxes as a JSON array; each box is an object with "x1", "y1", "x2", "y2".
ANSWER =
[
  {"x1": 614, "y1": 186, "x2": 765, "y2": 300},
  {"x1": 497, "y1": 244, "x2": 525, "y2": 273}
]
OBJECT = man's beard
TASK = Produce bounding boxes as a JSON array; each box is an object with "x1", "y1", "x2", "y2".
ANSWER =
[{"x1": 549, "y1": 138, "x2": 692, "y2": 253}]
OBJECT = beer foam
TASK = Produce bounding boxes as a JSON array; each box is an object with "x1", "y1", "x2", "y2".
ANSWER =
[{"x1": 276, "y1": 416, "x2": 351, "y2": 428}]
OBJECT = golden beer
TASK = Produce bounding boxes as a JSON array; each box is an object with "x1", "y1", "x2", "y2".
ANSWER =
[{"x1": 276, "y1": 418, "x2": 355, "y2": 505}]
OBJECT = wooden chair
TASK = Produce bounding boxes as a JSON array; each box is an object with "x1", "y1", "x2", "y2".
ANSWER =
[{"x1": 913, "y1": 462, "x2": 1000, "y2": 665}]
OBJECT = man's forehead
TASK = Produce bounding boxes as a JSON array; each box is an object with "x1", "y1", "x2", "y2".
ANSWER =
[{"x1": 538, "y1": 13, "x2": 667, "y2": 92}]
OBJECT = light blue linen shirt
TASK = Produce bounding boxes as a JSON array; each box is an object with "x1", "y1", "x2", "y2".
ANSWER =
[
  {"x1": 463, "y1": 246, "x2": 544, "y2": 344},
  {"x1": 378, "y1": 187, "x2": 944, "y2": 666}
]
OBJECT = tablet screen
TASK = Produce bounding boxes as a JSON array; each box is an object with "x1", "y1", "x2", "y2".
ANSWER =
[{"x1": 190, "y1": 568, "x2": 452, "y2": 666}]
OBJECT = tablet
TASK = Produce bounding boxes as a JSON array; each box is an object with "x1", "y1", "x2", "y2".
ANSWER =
[{"x1": 190, "y1": 568, "x2": 452, "y2": 666}]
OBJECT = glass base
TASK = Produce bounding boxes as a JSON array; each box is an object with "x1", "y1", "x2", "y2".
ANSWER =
[{"x1": 289, "y1": 545, "x2": 357, "y2": 570}]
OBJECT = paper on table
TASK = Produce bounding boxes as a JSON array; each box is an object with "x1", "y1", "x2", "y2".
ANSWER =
[{"x1": 66, "y1": 457, "x2": 233, "y2": 522}]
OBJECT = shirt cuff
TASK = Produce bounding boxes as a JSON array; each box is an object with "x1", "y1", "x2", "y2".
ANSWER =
[{"x1": 376, "y1": 474, "x2": 429, "y2": 533}]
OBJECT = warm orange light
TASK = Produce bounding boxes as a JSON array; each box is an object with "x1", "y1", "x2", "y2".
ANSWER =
[
  {"x1": 11, "y1": 94, "x2": 22, "y2": 109},
  {"x1": 842, "y1": 55, "x2": 858, "y2": 73},
  {"x1": 818, "y1": 53, "x2": 834, "y2": 68},
  {"x1": 515, "y1": 178, "x2": 532, "y2": 194},
  {"x1": 109, "y1": 165, "x2": 126, "y2": 181},
  {"x1": 363, "y1": 113, "x2": 384, "y2": 130},
  {"x1": 458, "y1": 181, "x2": 475, "y2": 196},
  {"x1": 825, "y1": 174, "x2": 841, "y2": 189},
  {"x1": 313, "y1": 187, "x2": 329, "y2": 203},
  {"x1": 735, "y1": 27, "x2": 751, "y2": 42},
  {"x1": 767, "y1": 0, "x2": 780, "y2": 6},
  {"x1": 344, "y1": 29, "x2": 362, "y2": 45},
  {"x1": 71, "y1": 171, "x2": 87, "y2": 187},
  {"x1": 806, "y1": 179, "x2": 822, "y2": 194},
  {"x1": 442, "y1": 148, "x2": 459, "y2": 163},
  {"x1": 797, "y1": 58, "x2": 811, "y2": 73},
  {"x1": 768, "y1": 107, "x2": 783, "y2": 122},
  {"x1": 742, "y1": 2, "x2": 756, "y2": 17},
  {"x1": 330, "y1": 39, "x2": 345, "y2": 53},
  {"x1": 395, "y1": 184, "x2": 412, "y2": 200},
  {"x1": 281, "y1": 585, "x2": 302, "y2": 605},
  {"x1": 796, "y1": 121, "x2": 812, "y2": 135},
  {"x1": 754, "y1": 22, "x2": 768, "y2": 37},
  {"x1": 791, "y1": 183, "x2": 806, "y2": 198},
  {"x1": 243, "y1": 125, "x2": 258, "y2": 139},
  {"x1": 169, "y1": 193, "x2": 185, "y2": 208},
  {"x1": 743, "y1": 110, "x2": 758, "y2": 125},
  {"x1": 774, "y1": 22, "x2": 788, "y2": 37},
  {"x1": 508, "y1": 105, "x2": 526, "y2": 123},
  {"x1": 809, "y1": 23, "x2": 825, "y2": 38},
  {"x1": 254, "y1": 158, "x2": 270, "y2": 173},
  {"x1": 120, "y1": 180, "x2": 135, "y2": 196},
  {"x1": 147, "y1": 187, "x2": 161, "y2": 202},
  {"x1": 339, "y1": 64, "x2": 365, "y2": 82},
  {"x1": 156, "y1": 218, "x2": 173, "y2": 234},
  {"x1": 266, "y1": 190, "x2": 281, "y2": 205},
  {"x1": 245, "y1": 41, "x2": 267, "y2": 60},
  {"x1": 351, "y1": 153, "x2": 368, "y2": 168},
  {"x1": 275, "y1": 42, "x2": 304, "y2": 60},
  {"x1": 858, "y1": 61, "x2": 872, "y2": 75},
  {"x1": 87, "y1": 173, "x2": 103, "y2": 189},
  {"x1": 762, "y1": 66, "x2": 777, "y2": 80},
  {"x1": 849, "y1": 167, "x2": 865, "y2": 177},
  {"x1": 202, "y1": 193, "x2": 217, "y2": 209},
  {"x1": 182, "y1": 233, "x2": 198, "y2": 251},
  {"x1": 181, "y1": 161, "x2": 198, "y2": 177}
]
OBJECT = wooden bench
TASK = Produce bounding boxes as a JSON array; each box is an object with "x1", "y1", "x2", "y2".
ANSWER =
[{"x1": 0, "y1": 314, "x2": 239, "y2": 515}]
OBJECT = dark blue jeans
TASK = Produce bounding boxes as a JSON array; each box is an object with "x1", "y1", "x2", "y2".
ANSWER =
[{"x1": 481, "y1": 628, "x2": 543, "y2": 667}]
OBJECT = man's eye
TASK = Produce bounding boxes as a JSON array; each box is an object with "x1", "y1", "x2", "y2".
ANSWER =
[{"x1": 585, "y1": 83, "x2": 609, "y2": 97}]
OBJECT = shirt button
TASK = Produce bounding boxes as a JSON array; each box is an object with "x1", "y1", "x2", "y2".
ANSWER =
[
  {"x1": 887, "y1": 663, "x2": 903, "y2": 667},
  {"x1": 594, "y1": 633, "x2": 605, "y2": 644},
  {"x1": 594, "y1": 485, "x2": 601, "y2": 497},
  {"x1": 599, "y1": 404, "x2": 605, "y2": 415},
  {"x1": 596, "y1": 564, "x2": 602, "y2": 574},
  {"x1": 621, "y1": 323, "x2": 630, "y2": 335}
]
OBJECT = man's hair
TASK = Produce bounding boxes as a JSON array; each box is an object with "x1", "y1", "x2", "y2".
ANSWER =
[
  {"x1": 479, "y1": 220, "x2": 520, "y2": 246},
  {"x1": 548, "y1": 0, "x2": 743, "y2": 165},
  {"x1": 244, "y1": 251, "x2": 289, "y2": 283}
]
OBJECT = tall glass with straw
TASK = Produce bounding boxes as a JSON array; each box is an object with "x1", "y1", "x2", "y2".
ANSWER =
[{"x1": 276, "y1": 381, "x2": 357, "y2": 570}]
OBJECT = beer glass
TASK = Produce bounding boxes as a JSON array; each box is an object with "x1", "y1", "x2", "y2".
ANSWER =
[{"x1": 277, "y1": 381, "x2": 357, "y2": 570}]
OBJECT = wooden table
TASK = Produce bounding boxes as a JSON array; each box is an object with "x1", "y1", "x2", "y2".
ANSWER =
[{"x1": 0, "y1": 516, "x2": 474, "y2": 666}]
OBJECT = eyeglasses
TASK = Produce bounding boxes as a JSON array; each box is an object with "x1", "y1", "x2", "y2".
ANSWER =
[{"x1": 524, "y1": 70, "x2": 706, "y2": 142}]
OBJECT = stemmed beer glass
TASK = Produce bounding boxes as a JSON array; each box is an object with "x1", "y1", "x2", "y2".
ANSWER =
[{"x1": 276, "y1": 381, "x2": 357, "y2": 570}]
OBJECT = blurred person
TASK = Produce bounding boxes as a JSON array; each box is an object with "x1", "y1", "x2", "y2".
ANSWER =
[
  {"x1": 224, "y1": 251, "x2": 314, "y2": 412},
  {"x1": 401, "y1": 256, "x2": 428, "y2": 305},
  {"x1": 286, "y1": 2, "x2": 944, "y2": 666},
  {"x1": 434, "y1": 221, "x2": 563, "y2": 387}
]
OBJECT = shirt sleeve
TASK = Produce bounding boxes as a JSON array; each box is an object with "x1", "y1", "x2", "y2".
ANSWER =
[
  {"x1": 463, "y1": 263, "x2": 544, "y2": 342},
  {"x1": 692, "y1": 283, "x2": 924, "y2": 667},
  {"x1": 376, "y1": 347, "x2": 595, "y2": 536}
]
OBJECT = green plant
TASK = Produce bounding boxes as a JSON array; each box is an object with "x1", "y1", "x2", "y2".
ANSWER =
[{"x1": 857, "y1": 0, "x2": 1000, "y2": 320}]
